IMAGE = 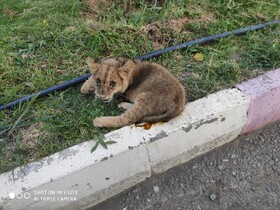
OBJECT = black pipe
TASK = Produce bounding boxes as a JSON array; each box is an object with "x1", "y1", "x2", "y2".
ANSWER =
[{"x1": 1, "y1": 20, "x2": 279, "y2": 110}]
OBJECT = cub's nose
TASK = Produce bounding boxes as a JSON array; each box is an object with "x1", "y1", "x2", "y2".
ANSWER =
[{"x1": 98, "y1": 95, "x2": 110, "y2": 102}]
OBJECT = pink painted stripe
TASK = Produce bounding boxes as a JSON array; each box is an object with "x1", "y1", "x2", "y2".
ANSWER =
[{"x1": 236, "y1": 68, "x2": 280, "y2": 134}]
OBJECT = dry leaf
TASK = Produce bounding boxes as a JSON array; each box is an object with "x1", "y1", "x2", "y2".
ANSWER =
[{"x1": 194, "y1": 53, "x2": 203, "y2": 61}]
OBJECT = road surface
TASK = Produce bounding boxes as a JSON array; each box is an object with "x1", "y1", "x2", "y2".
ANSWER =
[{"x1": 90, "y1": 122, "x2": 280, "y2": 210}]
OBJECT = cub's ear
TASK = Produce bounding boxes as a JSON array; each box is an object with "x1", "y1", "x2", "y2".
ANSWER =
[
  {"x1": 118, "y1": 60, "x2": 135, "y2": 79},
  {"x1": 87, "y1": 57, "x2": 100, "y2": 74}
]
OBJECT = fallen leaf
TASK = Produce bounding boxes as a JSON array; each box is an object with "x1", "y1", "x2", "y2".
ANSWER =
[
  {"x1": 144, "y1": 122, "x2": 152, "y2": 130},
  {"x1": 194, "y1": 53, "x2": 203, "y2": 61}
]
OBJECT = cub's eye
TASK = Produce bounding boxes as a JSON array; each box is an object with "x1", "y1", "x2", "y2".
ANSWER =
[
  {"x1": 109, "y1": 81, "x2": 116, "y2": 88},
  {"x1": 96, "y1": 78, "x2": 101, "y2": 85}
]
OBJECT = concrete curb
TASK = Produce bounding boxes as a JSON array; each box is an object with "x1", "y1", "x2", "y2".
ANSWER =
[
  {"x1": 0, "y1": 68, "x2": 279, "y2": 210},
  {"x1": 236, "y1": 69, "x2": 280, "y2": 133}
]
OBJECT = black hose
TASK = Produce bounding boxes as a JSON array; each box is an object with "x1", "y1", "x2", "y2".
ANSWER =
[{"x1": 1, "y1": 20, "x2": 279, "y2": 111}]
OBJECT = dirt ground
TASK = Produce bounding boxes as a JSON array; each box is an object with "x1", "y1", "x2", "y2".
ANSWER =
[{"x1": 89, "y1": 121, "x2": 280, "y2": 210}]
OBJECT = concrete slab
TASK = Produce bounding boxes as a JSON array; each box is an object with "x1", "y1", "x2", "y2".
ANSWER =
[
  {"x1": 1, "y1": 146, "x2": 151, "y2": 210},
  {"x1": 236, "y1": 68, "x2": 280, "y2": 133},
  {"x1": 146, "y1": 88, "x2": 249, "y2": 174}
]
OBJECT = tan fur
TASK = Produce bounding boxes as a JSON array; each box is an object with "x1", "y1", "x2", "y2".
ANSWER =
[{"x1": 81, "y1": 57, "x2": 186, "y2": 128}]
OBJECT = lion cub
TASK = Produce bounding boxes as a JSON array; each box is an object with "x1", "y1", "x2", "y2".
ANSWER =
[{"x1": 81, "y1": 57, "x2": 186, "y2": 128}]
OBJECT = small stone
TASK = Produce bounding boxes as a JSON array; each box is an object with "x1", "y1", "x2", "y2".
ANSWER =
[
  {"x1": 266, "y1": 186, "x2": 272, "y2": 192},
  {"x1": 209, "y1": 193, "x2": 216, "y2": 201},
  {"x1": 223, "y1": 159, "x2": 229, "y2": 162},
  {"x1": 153, "y1": 185, "x2": 160, "y2": 193},
  {"x1": 232, "y1": 171, "x2": 236, "y2": 176},
  {"x1": 231, "y1": 154, "x2": 236, "y2": 159},
  {"x1": 132, "y1": 188, "x2": 139, "y2": 193},
  {"x1": 218, "y1": 165, "x2": 224, "y2": 171}
]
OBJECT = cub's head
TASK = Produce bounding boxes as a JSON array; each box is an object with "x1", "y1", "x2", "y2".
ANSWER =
[{"x1": 86, "y1": 57, "x2": 136, "y2": 102}]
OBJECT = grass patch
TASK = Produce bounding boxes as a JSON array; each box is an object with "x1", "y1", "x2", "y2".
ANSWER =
[{"x1": 0, "y1": 0, "x2": 279, "y2": 173}]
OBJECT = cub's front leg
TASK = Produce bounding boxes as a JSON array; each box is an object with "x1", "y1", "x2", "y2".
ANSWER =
[
  {"x1": 93, "y1": 116, "x2": 121, "y2": 128},
  {"x1": 81, "y1": 75, "x2": 95, "y2": 94},
  {"x1": 118, "y1": 102, "x2": 133, "y2": 110}
]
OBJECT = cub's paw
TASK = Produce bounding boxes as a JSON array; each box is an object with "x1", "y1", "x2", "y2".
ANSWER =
[
  {"x1": 81, "y1": 78, "x2": 95, "y2": 94},
  {"x1": 118, "y1": 102, "x2": 133, "y2": 110},
  {"x1": 93, "y1": 117, "x2": 106, "y2": 127},
  {"x1": 81, "y1": 83, "x2": 91, "y2": 94}
]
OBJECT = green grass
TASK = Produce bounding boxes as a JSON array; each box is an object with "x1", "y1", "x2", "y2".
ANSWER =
[{"x1": 0, "y1": 0, "x2": 279, "y2": 173}]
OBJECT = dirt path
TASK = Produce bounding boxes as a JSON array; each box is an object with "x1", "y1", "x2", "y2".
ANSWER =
[{"x1": 90, "y1": 121, "x2": 280, "y2": 210}]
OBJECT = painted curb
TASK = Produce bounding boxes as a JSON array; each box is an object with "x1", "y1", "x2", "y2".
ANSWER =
[
  {"x1": 0, "y1": 88, "x2": 249, "y2": 210},
  {"x1": 236, "y1": 68, "x2": 280, "y2": 134},
  {"x1": 146, "y1": 88, "x2": 249, "y2": 174},
  {"x1": 1, "y1": 68, "x2": 280, "y2": 210}
]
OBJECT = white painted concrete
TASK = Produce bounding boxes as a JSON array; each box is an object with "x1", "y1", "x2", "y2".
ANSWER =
[
  {"x1": 0, "y1": 130, "x2": 151, "y2": 209},
  {"x1": 0, "y1": 88, "x2": 250, "y2": 209},
  {"x1": 146, "y1": 88, "x2": 250, "y2": 173},
  {"x1": 0, "y1": 126, "x2": 144, "y2": 203},
  {"x1": 2, "y1": 146, "x2": 150, "y2": 210}
]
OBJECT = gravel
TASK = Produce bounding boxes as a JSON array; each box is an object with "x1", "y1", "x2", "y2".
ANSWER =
[{"x1": 89, "y1": 121, "x2": 280, "y2": 210}]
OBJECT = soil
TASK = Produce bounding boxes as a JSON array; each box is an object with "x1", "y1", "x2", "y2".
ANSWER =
[{"x1": 90, "y1": 121, "x2": 280, "y2": 210}]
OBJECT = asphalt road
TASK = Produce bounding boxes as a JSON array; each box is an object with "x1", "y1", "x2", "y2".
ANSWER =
[{"x1": 89, "y1": 121, "x2": 280, "y2": 210}]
